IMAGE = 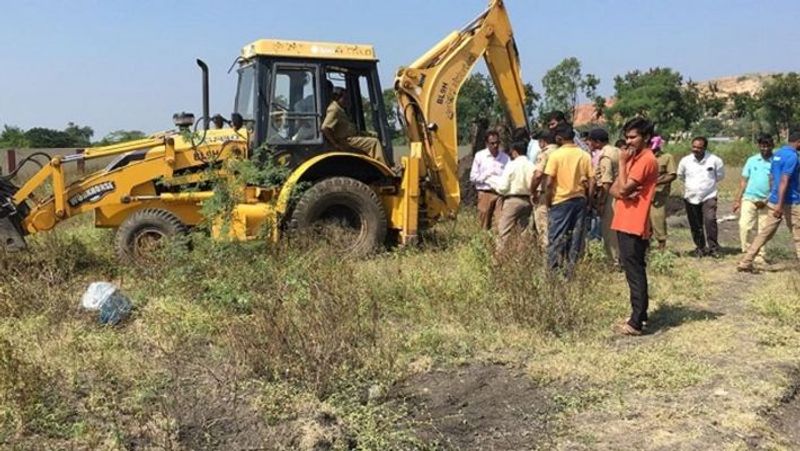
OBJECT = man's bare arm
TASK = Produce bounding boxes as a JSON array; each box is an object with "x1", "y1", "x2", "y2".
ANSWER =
[
  {"x1": 657, "y1": 173, "x2": 677, "y2": 185},
  {"x1": 543, "y1": 174, "x2": 555, "y2": 208},
  {"x1": 609, "y1": 155, "x2": 641, "y2": 199},
  {"x1": 530, "y1": 170, "x2": 544, "y2": 193},
  {"x1": 773, "y1": 174, "x2": 790, "y2": 218}
]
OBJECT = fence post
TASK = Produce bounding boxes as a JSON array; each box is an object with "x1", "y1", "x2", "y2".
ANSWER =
[
  {"x1": 6, "y1": 149, "x2": 16, "y2": 174},
  {"x1": 77, "y1": 148, "x2": 86, "y2": 174}
]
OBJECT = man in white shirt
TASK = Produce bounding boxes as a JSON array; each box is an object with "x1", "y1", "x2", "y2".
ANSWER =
[
  {"x1": 527, "y1": 129, "x2": 543, "y2": 163},
  {"x1": 677, "y1": 136, "x2": 725, "y2": 257},
  {"x1": 469, "y1": 130, "x2": 509, "y2": 230},
  {"x1": 489, "y1": 140, "x2": 536, "y2": 251}
]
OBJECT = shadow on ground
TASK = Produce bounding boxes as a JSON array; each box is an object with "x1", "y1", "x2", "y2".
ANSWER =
[{"x1": 646, "y1": 303, "x2": 723, "y2": 334}]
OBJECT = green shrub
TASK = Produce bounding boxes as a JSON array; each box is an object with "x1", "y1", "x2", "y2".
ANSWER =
[
  {"x1": 665, "y1": 140, "x2": 755, "y2": 167},
  {"x1": 648, "y1": 249, "x2": 676, "y2": 275},
  {"x1": 0, "y1": 339, "x2": 73, "y2": 439}
]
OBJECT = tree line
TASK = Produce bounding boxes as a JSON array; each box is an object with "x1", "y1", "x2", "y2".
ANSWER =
[
  {"x1": 382, "y1": 59, "x2": 800, "y2": 145},
  {"x1": 5, "y1": 62, "x2": 799, "y2": 149},
  {"x1": 0, "y1": 124, "x2": 145, "y2": 149}
]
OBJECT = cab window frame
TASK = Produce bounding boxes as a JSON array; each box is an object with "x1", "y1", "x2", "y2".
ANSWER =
[{"x1": 266, "y1": 62, "x2": 323, "y2": 146}]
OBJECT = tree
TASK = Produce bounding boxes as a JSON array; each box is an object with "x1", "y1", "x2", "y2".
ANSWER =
[
  {"x1": 523, "y1": 83, "x2": 540, "y2": 124},
  {"x1": 539, "y1": 57, "x2": 602, "y2": 120},
  {"x1": 698, "y1": 82, "x2": 727, "y2": 118},
  {"x1": 24, "y1": 127, "x2": 74, "y2": 147},
  {"x1": 0, "y1": 125, "x2": 30, "y2": 148},
  {"x1": 759, "y1": 72, "x2": 800, "y2": 135},
  {"x1": 605, "y1": 67, "x2": 700, "y2": 137},
  {"x1": 726, "y1": 92, "x2": 765, "y2": 140},
  {"x1": 692, "y1": 117, "x2": 724, "y2": 137},
  {"x1": 64, "y1": 122, "x2": 94, "y2": 147},
  {"x1": 457, "y1": 73, "x2": 499, "y2": 144},
  {"x1": 21, "y1": 123, "x2": 96, "y2": 148},
  {"x1": 97, "y1": 130, "x2": 146, "y2": 146},
  {"x1": 730, "y1": 92, "x2": 757, "y2": 119},
  {"x1": 381, "y1": 88, "x2": 403, "y2": 143}
]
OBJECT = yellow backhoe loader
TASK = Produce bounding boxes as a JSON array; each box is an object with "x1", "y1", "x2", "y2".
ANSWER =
[{"x1": 0, "y1": 0, "x2": 528, "y2": 259}]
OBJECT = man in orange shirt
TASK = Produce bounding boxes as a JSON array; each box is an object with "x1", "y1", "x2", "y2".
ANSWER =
[{"x1": 610, "y1": 118, "x2": 660, "y2": 336}]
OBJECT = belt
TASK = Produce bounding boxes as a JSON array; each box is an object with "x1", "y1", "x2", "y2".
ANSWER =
[
  {"x1": 503, "y1": 194, "x2": 530, "y2": 199},
  {"x1": 477, "y1": 189, "x2": 498, "y2": 194}
]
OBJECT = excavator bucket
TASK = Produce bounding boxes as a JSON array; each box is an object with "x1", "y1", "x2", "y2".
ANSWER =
[
  {"x1": 0, "y1": 215, "x2": 26, "y2": 252},
  {"x1": 0, "y1": 179, "x2": 27, "y2": 252}
]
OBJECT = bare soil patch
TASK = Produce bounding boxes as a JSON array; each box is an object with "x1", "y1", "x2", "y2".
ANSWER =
[
  {"x1": 388, "y1": 363, "x2": 559, "y2": 450},
  {"x1": 767, "y1": 374, "x2": 800, "y2": 447}
]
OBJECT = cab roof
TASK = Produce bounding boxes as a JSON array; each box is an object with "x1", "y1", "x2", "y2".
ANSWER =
[{"x1": 240, "y1": 39, "x2": 377, "y2": 61}]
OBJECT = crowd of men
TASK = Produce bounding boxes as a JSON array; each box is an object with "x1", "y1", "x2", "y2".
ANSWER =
[{"x1": 470, "y1": 112, "x2": 800, "y2": 336}]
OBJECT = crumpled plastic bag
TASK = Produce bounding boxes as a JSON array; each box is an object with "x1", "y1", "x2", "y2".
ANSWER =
[{"x1": 80, "y1": 282, "x2": 132, "y2": 325}]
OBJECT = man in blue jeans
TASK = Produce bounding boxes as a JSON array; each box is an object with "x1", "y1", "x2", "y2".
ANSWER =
[{"x1": 543, "y1": 123, "x2": 594, "y2": 276}]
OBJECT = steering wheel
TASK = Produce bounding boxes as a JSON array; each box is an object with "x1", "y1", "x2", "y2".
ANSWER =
[{"x1": 271, "y1": 102, "x2": 289, "y2": 112}]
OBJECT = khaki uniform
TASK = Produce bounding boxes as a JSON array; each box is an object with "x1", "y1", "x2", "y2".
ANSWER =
[
  {"x1": 532, "y1": 144, "x2": 557, "y2": 248},
  {"x1": 477, "y1": 191, "x2": 503, "y2": 231},
  {"x1": 322, "y1": 101, "x2": 385, "y2": 164},
  {"x1": 596, "y1": 144, "x2": 620, "y2": 261},
  {"x1": 739, "y1": 204, "x2": 800, "y2": 268},
  {"x1": 649, "y1": 152, "x2": 677, "y2": 242},
  {"x1": 739, "y1": 200, "x2": 769, "y2": 259},
  {"x1": 494, "y1": 156, "x2": 535, "y2": 251}
]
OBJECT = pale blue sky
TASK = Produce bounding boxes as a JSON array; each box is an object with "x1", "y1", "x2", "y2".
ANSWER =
[{"x1": 0, "y1": 0, "x2": 797, "y2": 139}]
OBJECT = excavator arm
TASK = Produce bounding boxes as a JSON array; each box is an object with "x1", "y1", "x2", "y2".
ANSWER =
[{"x1": 394, "y1": 0, "x2": 528, "y2": 222}]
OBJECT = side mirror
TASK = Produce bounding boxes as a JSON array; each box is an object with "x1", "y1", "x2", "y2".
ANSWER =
[{"x1": 231, "y1": 113, "x2": 244, "y2": 131}]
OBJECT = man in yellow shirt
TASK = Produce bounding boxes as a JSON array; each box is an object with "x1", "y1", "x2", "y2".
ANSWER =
[
  {"x1": 543, "y1": 123, "x2": 594, "y2": 275},
  {"x1": 322, "y1": 87, "x2": 386, "y2": 165}
]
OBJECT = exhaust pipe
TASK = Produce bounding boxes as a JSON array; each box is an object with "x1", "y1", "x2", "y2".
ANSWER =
[{"x1": 196, "y1": 59, "x2": 210, "y2": 130}]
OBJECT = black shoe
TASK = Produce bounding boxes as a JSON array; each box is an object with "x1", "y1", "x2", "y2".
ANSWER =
[{"x1": 692, "y1": 248, "x2": 706, "y2": 258}]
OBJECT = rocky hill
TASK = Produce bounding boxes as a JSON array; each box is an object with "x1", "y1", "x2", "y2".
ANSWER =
[
  {"x1": 695, "y1": 72, "x2": 771, "y2": 96},
  {"x1": 573, "y1": 72, "x2": 772, "y2": 126}
]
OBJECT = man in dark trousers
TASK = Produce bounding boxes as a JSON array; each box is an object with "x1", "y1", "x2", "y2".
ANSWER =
[
  {"x1": 677, "y1": 136, "x2": 725, "y2": 257},
  {"x1": 610, "y1": 118, "x2": 659, "y2": 336}
]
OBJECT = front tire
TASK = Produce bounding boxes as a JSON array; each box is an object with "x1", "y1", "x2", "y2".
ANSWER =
[
  {"x1": 115, "y1": 208, "x2": 188, "y2": 262},
  {"x1": 288, "y1": 177, "x2": 387, "y2": 256}
]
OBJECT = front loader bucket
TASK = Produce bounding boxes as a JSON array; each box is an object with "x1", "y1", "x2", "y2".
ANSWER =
[{"x1": 0, "y1": 216, "x2": 26, "y2": 252}]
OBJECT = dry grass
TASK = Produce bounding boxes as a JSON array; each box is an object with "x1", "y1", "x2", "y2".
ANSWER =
[{"x1": 1, "y1": 202, "x2": 799, "y2": 449}]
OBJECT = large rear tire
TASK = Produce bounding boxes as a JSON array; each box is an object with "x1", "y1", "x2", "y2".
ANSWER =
[
  {"x1": 115, "y1": 208, "x2": 188, "y2": 262},
  {"x1": 288, "y1": 177, "x2": 387, "y2": 256}
]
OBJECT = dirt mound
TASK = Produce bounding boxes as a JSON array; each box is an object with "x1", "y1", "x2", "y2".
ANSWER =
[{"x1": 388, "y1": 364, "x2": 558, "y2": 450}]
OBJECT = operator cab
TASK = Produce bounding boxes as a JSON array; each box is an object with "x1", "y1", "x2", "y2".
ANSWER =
[{"x1": 234, "y1": 39, "x2": 394, "y2": 168}]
